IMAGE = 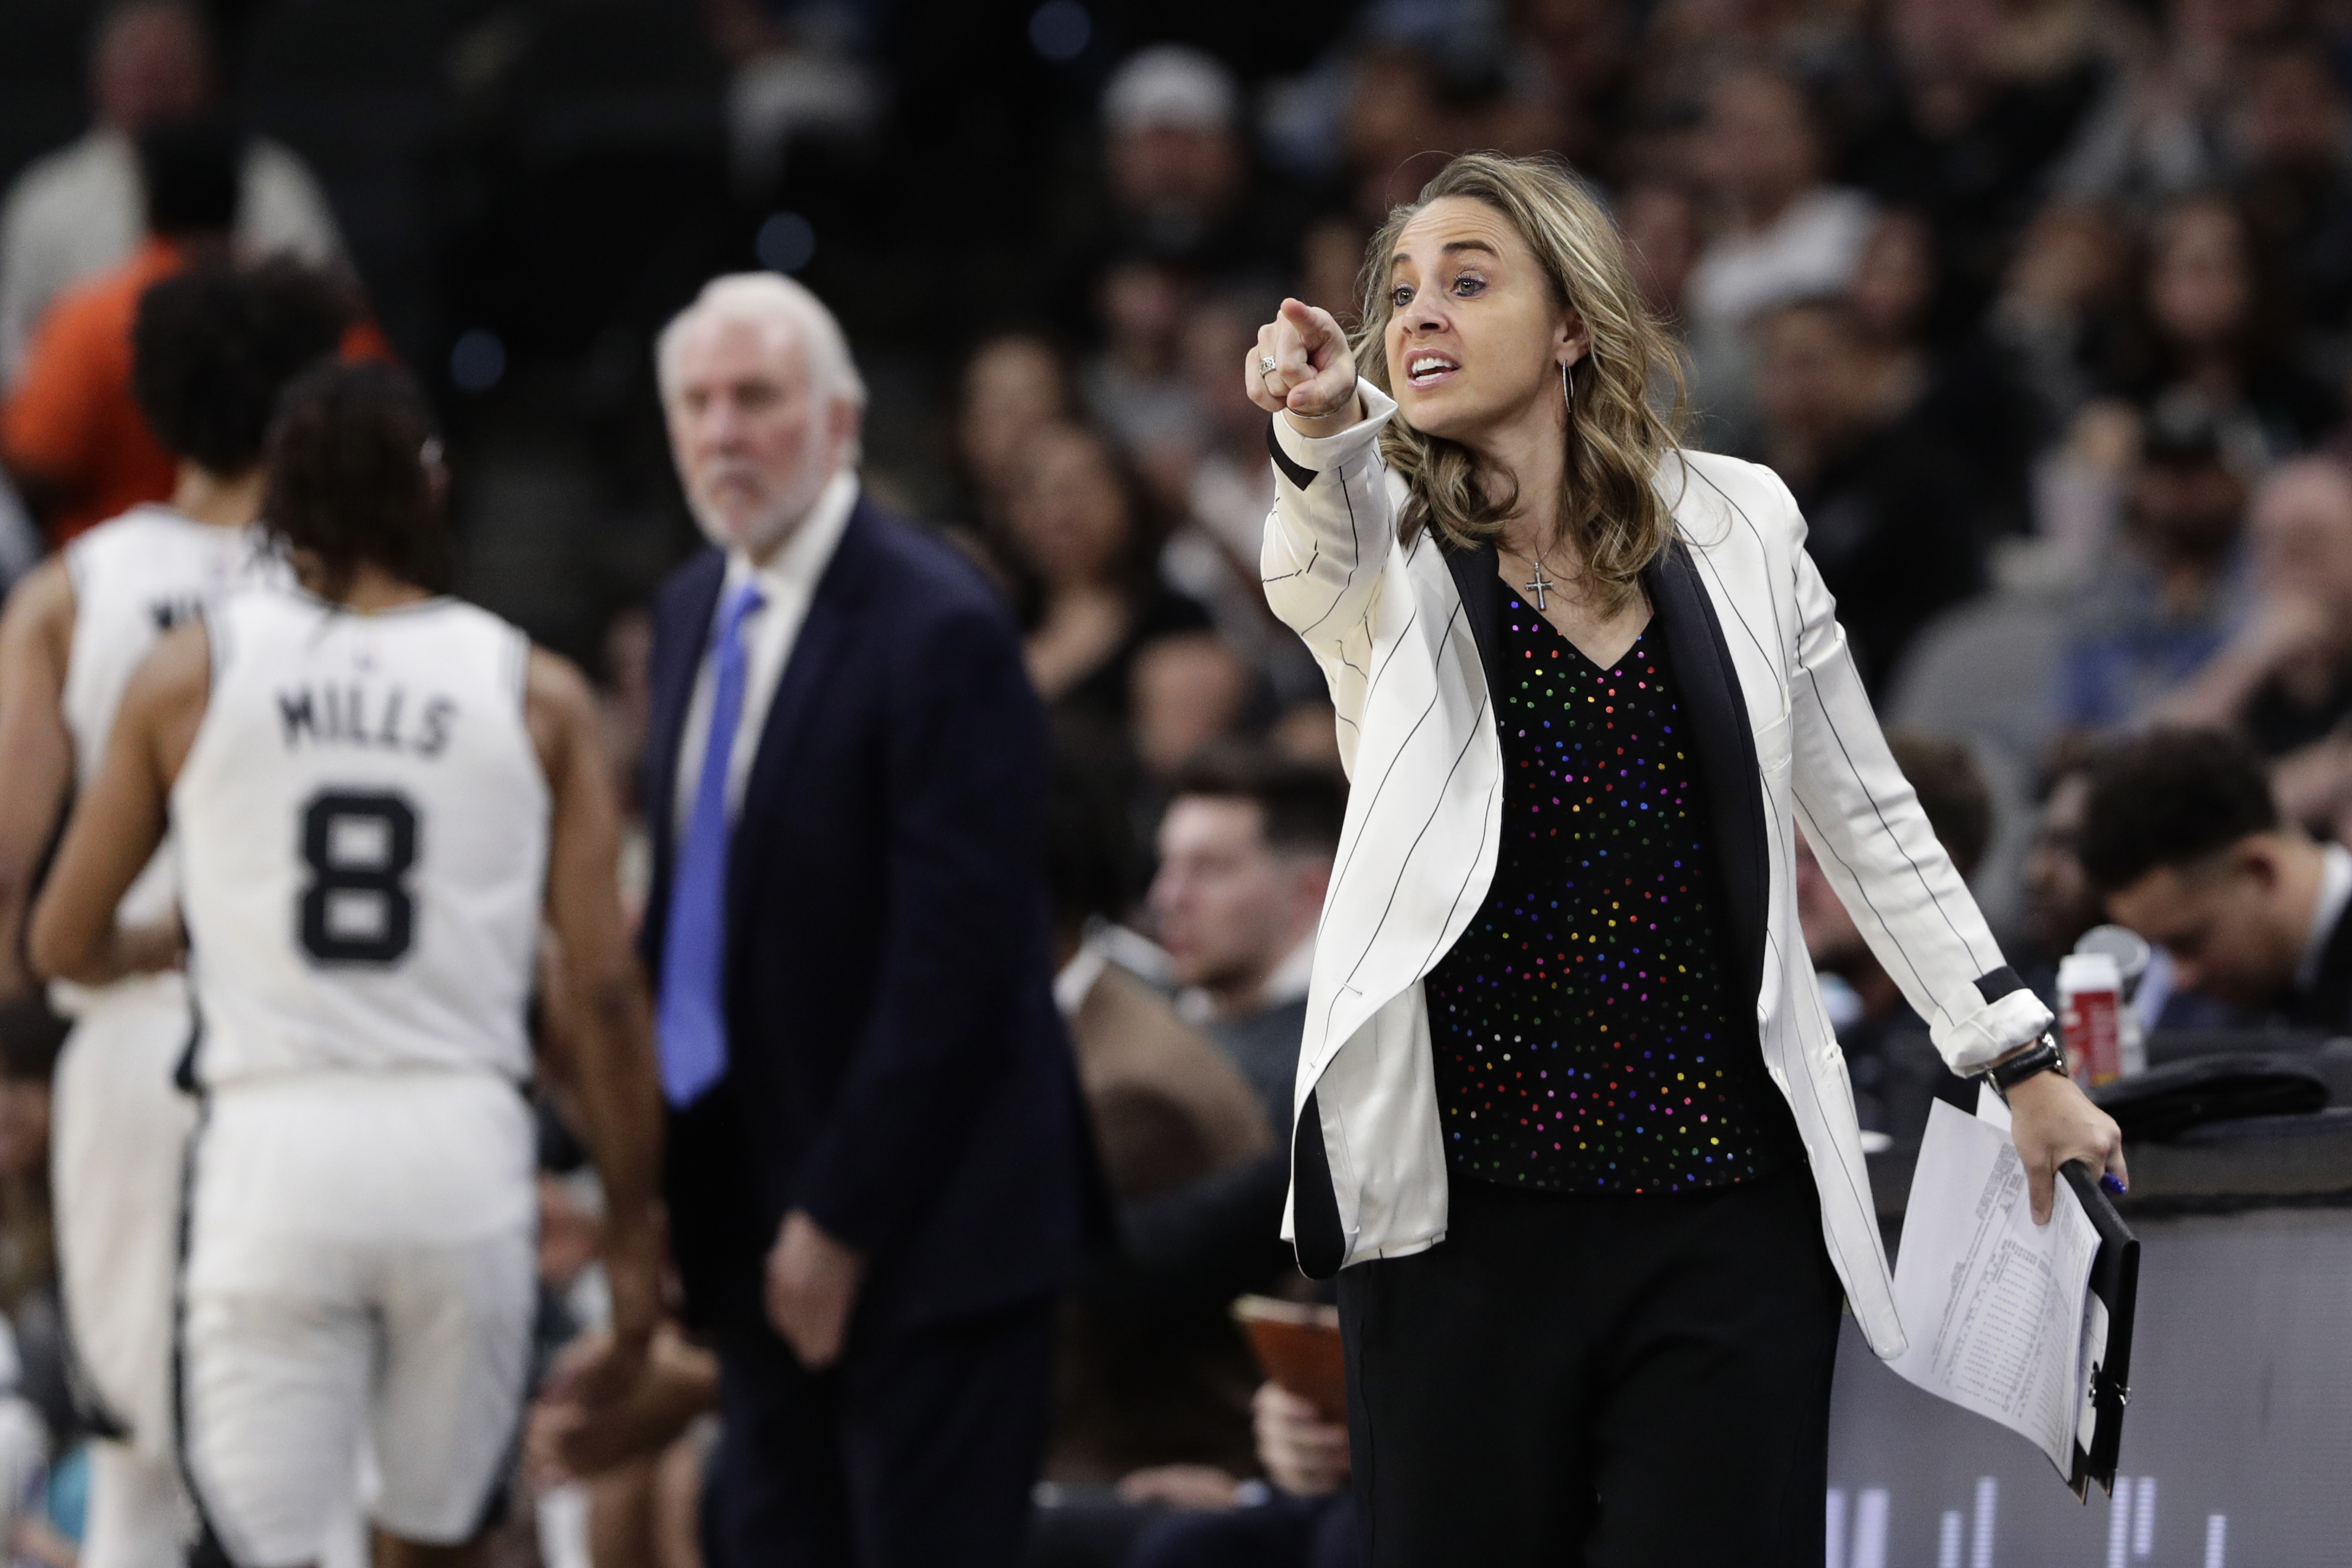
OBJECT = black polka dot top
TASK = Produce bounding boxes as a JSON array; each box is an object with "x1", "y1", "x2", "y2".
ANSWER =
[{"x1": 1424, "y1": 589, "x2": 1798, "y2": 1194}]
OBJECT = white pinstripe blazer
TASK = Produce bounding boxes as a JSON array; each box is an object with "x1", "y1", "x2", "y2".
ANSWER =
[{"x1": 1261, "y1": 381, "x2": 2051, "y2": 1359}]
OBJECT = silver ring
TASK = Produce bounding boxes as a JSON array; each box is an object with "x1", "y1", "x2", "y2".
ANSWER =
[{"x1": 1259, "y1": 356, "x2": 1279, "y2": 375}]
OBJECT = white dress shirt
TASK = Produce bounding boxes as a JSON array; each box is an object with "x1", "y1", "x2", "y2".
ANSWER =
[
  {"x1": 1052, "y1": 935, "x2": 1112, "y2": 1020},
  {"x1": 2295, "y1": 841, "x2": 2352, "y2": 995},
  {"x1": 672, "y1": 469, "x2": 858, "y2": 829}
]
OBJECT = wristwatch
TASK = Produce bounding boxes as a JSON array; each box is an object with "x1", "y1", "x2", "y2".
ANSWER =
[{"x1": 1982, "y1": 1031, "x2": 2068, "y2": 1102}]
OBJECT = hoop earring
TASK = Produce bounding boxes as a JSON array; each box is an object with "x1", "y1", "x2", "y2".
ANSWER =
[{"x1": 1561, "y1": 358, "x2": 1576, "y2": 413}]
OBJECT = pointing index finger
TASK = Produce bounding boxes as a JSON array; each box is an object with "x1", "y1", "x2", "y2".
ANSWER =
[{"x1": 1280, "y1": 297, "x2": 1329, "y2": 350}]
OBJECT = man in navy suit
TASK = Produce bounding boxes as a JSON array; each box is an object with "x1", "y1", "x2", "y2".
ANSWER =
[{"x1": 638, "y1": 272, "x2": 1095, "y2": 1567}]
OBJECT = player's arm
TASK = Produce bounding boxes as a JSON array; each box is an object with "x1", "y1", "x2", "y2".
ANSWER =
[
  {"x1": 0, "y1": 560, "x2": 74, "y2": 1001},
  {"x1": 27, "y1": 623, "x2": 209, "y2": 986},
  {"x1": 526, "y1": 646, "x2": 664, "y2": 1403}
]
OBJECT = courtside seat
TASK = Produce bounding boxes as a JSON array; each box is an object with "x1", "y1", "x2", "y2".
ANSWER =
[{"x1": 1886, "y1": 586, "x2": 2078, "y2": 938}]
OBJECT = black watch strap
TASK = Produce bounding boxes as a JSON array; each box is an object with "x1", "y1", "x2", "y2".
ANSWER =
[{"x1": 1985, "y1": 1033, "x2": 2067, "y2": 1099}]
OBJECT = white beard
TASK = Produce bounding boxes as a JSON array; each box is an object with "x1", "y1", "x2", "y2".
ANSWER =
[{"x1": 688, "y1": 419, "x2": 840, "y2": 560}]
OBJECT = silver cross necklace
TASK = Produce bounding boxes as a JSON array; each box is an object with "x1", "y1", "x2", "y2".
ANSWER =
[
  {"x1": 1522, "y1": 561, "x2": 1556, "y2": 610},
  {"x1": 1507, "y1": 542, "x2": 1568, "y2": 611}
]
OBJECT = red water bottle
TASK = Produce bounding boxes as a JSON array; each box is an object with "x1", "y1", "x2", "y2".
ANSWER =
[{"x1": 2058, "y1": 951, "x2": 2123, "y2": 1087}]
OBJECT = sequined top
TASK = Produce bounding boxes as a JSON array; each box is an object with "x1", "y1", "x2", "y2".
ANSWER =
[{"x1": 1424, "y1": 590, "x2": 1797, "y2": 1194}]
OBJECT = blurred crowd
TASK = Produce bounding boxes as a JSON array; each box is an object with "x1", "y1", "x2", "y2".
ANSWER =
[{"x1": 8, "y1": 0, "x2": 2352, "y2": 1566}]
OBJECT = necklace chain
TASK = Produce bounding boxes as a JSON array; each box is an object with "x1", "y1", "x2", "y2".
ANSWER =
[{"x1": 1504, "y1": 539, "x2": 1573, "y2": 612}]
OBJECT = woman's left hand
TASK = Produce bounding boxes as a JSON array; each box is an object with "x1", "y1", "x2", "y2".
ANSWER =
[{"x1": 2005, "y1": 1069, "x2": 2127, "y2": 1225}]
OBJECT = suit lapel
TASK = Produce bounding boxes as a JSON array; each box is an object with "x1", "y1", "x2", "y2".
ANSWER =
[
  {"x1": 1646, "y1": 536, "x2": 1769, "y2": 1009},
  {"x1": 645, "y1": 553, "x2": 725, "y2": 867},
  {"x1": 637, "y1": 551, "x2": 724, "y2": 979},
  {"x1": 726, "y1": 506, "x2": 874, "y2": 916},
  {"x1": 1443, "y1": 538, "x2": 1502, "y2": 696}
]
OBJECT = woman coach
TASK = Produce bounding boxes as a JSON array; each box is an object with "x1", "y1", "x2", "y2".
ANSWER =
[{"x1": 1245, "y1": 152, "x2": 2126, "y2": 1564}]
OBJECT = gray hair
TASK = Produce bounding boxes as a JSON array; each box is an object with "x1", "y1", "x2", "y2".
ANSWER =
[{"x1": 655, "y1": 272, "x2": 867, "y2": 409}]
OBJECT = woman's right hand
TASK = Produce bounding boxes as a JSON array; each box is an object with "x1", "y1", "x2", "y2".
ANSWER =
[{"x1": 1247, "y1": 298, "x2": 1361, "y2": 436}]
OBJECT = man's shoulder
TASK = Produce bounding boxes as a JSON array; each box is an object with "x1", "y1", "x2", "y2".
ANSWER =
[
  {"x1": 840, "y1": 497, "x2": 1017, "y2": 636},
  {"x1": 2, "y1": 134, "x2": 115, "y2": 224},
  {"x1": 652, "y1": 545, "x2": 726, "y2": 618},
  {"x1": 1206, "y1": 995, "x2": 1311, "y2": 1055},
  {"x1": 650, "y1": 502, "x2": 1014, "y2": 643},
  {"x1": 845, "y1": 499, "x2": 998, "y2": 601}
]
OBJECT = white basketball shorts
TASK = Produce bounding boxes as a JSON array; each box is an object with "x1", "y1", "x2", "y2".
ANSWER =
[
  {"x1": 51, "y1": 972, "x2": 199, "y2": 1457},
  {"x1": 178, "y1": 1071, "x2": 535, "y2": 1565}
]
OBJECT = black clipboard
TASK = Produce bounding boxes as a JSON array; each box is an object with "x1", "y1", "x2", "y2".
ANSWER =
[{"x1": 2061, "y1": 1160, "x2": 2139, "y2": 1499}]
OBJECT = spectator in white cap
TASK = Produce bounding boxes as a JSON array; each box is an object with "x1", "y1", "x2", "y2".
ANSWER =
[
  {"x1": 1104, "y1": 43, "x2": 1240, "y2": 132},
  {"x1": 1082, "y1": 44, "x2": 1296, "y2": 288},
  {"x1": 1102, "y1": 45, "x2": 1247, "y2": 255}
]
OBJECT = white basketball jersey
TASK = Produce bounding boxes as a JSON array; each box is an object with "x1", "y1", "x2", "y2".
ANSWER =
[
  {"x1": 61, "y1": 505, "x2": 276, "y2": 928},
  {"x1": 173, "y1": 587, "x2": 548, "y2": 1086}
]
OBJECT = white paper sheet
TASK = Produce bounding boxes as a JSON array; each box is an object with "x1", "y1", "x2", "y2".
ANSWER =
[{"x1": 1891, "y1": 1098, "x2": 2101, "y2": 1474}]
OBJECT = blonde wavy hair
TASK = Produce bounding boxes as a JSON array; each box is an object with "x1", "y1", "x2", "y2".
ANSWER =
[{"x1": 1354, "y1": 152, "x2": 1687, "y2": 614}]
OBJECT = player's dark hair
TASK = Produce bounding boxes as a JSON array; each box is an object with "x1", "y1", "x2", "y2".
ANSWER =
[
  {"x1": 1167, "y1": 743, "x2": 1348, "y2": 858},
  {"x1": 263, "y1": 361, "x2": 453, "y2": 599},
  {"x1": 1885, "y1": 731, "x2": 1993, "y2": 881},
  {"x1": 2077, "y1": 728, "x2": 2279, "y2": 893},
  {"x1": 136, "y1": 115, "x2": 240, "y2": 238},
  {"x1": 131, "y1": 255, "x2": 350, "y2": 477}
]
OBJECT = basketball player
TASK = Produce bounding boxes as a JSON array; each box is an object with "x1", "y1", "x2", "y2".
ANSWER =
[
  {"x1": 0, "y1": 255, "x2": 348, "y2": 1568},
  {"x1": 28, "y1": 361, "x2": 663, "y2": 1568}
]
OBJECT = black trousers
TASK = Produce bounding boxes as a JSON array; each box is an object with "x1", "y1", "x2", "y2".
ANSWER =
[
  {"x1": 1336, "y1": 1168, "x2": 1842, "y2": 1567},
  {"x1": 703, "y1": 1299, "x2": 1055, "y2": 1568}
]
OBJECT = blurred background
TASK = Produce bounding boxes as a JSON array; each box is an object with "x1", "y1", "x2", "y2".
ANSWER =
[
  {"x1": 9, "y1": 0, "x2": 2352, "y2": 953},
  {"x1": 9, "y1": 1, "x2": 2352, "y2": 1563}
]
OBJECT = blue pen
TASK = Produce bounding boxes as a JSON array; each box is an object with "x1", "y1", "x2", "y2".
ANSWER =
[{"x1": 2100, "y1": 1173, "x2": 2127, "y2": 1195}]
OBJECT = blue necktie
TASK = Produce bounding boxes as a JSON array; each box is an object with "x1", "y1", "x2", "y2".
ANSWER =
[{"x1": 658, "y1": 581, "x2": 765, "y2": 1106}]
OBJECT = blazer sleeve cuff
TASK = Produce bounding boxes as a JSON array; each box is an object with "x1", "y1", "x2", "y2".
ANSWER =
[
  {"x1": 1267, "y1": 378, "x2": 1397, "y2": 490},
  {"x1": 1937, "y1": 985, "x2": 2055, "y2": 1075}
]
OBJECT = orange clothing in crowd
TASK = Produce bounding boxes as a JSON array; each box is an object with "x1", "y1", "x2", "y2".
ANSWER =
[
  {"x1": 0, "y1": 237, "x2": 391, "y2": 545},
  {"x1": 1, "y1": 238, "x2": 181, "y2": 543}
]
